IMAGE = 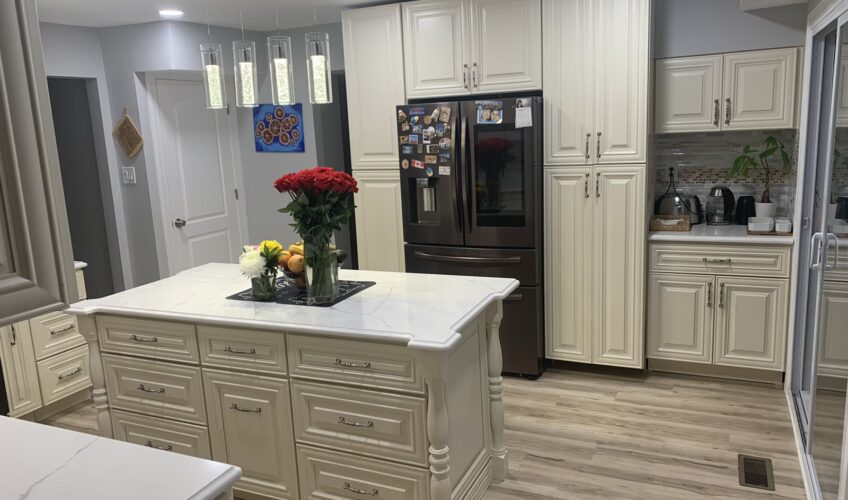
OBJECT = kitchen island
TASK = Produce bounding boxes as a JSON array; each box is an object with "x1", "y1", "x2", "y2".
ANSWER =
[{"x1": 66, "y1": 263, "x2": 517, "y2": 500}]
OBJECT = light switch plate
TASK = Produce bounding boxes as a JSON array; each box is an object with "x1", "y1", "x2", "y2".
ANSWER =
[{"x1": 121, "y1": 166, "x2": 136, "y2": 185}]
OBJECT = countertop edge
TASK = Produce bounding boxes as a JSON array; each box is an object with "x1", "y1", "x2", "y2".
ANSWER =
[
  {"x1": 187, "y1": 466, "x2": 242, "y2": 500},
  {"x1": 647, "y1": 234, "x2": 795, "y2": 246}
]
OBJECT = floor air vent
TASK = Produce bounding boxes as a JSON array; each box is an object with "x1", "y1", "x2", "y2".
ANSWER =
[{"x1": 738, "y1": 454, "x2": 775, "y2": 491}]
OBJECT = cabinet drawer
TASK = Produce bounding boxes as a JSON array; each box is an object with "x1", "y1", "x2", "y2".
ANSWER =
[
  {"x1": 97, "y1": 316, "x2": 198, "y2": 364},
  {"x1": 30, "y1": 311, "x2": 84, "y2": 360},
  {"x1": 297, "y1": 444, "x2": 429, "y2": 500},
  {"x1": 292, "y1": 380, "x2": 427, "y2": 467},
  {"x1": 102, "y1": 354, "x2": 206, "y2": 424},
  {"x1": 649, "y1": 243, "x2": 791, "y2": 277},
  {"x1": 198, "y1": 325, "x2": 286, "y2": 375},
  {"x1": 36, "y1": 344, "x2": 91, "y2": 405},
  {"x1": 288, "y1": 334, "x2": 424, "y2": 394},
  {"x1": 111, "y1": 409, "x2": 211, "y2": 459}
]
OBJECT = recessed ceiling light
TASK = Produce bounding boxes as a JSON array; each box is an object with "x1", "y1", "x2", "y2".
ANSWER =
[{"x1": 158, "y1": 9, "x2": 184, "y2": 18}]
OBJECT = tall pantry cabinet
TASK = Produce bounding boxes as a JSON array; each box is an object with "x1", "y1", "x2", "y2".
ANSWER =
[{"x1": 543, "y1": 0, "x2": 651, "y2": 368}]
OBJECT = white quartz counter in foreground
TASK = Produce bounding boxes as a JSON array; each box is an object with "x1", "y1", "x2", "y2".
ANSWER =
[
  {"x1": 649, "y1": 224, "x2": 794, "y2": 245},
  {"x1": 0, "y1": 416, "x2": 240, "y2": 500},
  {"x1": 66, "y1": 263, "x2": 519, "y2": 351}
]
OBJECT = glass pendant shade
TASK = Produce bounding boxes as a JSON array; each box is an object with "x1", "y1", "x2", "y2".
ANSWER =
[
  {"x1": 199, "y1": 43, "x2": 226, "y2": 109},
  {"x1": 305, "y1": 32, "x2": 332, "y2": 104},
  {"x1": 233, "y1": 40, "x2": 259, "y2": 107},
  {"x1": 267, "y1": 36, "x2": 295, "y2": 105}
]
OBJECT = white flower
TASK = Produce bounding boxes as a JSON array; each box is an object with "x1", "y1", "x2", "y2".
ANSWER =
[{"x1": 239, "y1": 249, "x2": 266, "y2": 278}]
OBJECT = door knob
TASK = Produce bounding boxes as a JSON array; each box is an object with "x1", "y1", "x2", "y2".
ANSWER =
[{"x1": 174, "y1": 218, "x2": 187, "y2": 228}]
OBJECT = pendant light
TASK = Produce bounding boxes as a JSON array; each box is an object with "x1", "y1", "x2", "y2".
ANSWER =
[
  {"x1": 267, "y1": 11, "x2": 295, "y2": 105},
  {"x1": 305, "y1": 10, "x2": 332, "y2": 104},
  {"x1": 199, "y1": 14, "x2": 225, "y2": 109},
  {"x1": 233, "y1": 12, "x2": 258, "y2": 107}
]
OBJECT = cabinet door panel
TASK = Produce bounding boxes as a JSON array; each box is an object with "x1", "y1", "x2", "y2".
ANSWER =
[
  {"x1": 655, "y1": 55, "x2": 723, "y2": 133},
  {"x1": 594, "y1": 0, "x2": 649, "y2": 163},
  {"x1": 354, "y1": 171, "x2": 406, "y2": 272},
  {"x1": 471, "y1": 0, "x2": 541, "y2": 93},
  {"x1": 0, "y1": 323, "x2": 42, "y2": 416},
  {"x1": 722, "y1": 48, "x2": 797, "y2": 130},
  {"x1": 714, "y1": 277, "x2": 788, "y2": 370},
  {"x1": 593, "y1": 166, "x2": 646, "y2": 368},
  {"x1": 544, "y1": 167, "x2": 593, "y2": 362},
  {"x1": 204, "y1": 369, "x2": 299, "y2": 500},
  {"x1": 647, "y1": 274, "x2": 714, "y2": 363},
  {"x1": 542, "y1": 0, "x2": 593, "y2": 165},
  {"x1": 817, "y1": 281, "x2": 848, "y2": 377},
  {"x1": 342, "y1": 5, "x2": 406, "y2": 169},
  {"x1": 402, "y1": 0, "x2": 470, "y2": 98}
]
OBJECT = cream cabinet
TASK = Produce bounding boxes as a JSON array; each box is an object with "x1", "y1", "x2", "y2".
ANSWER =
[
  {"x1": 655, "y1": 47, "x2": 799, "y2": 133},
  {"x1": 353, "y1": 171, "x2": 406, "y2": 272},
  {"x1": 402, "y1": 0, "x2": 541, "y2": 98},
  {"x1": 543, "y1": 0, "x2": 650, "y2": 165},
  {"x1": 342, "y1": 4, "x2": 406, "y2": 170},
  {"x1": 545, "y1": 165, "x2": 646, "y2": 368},
  {"x1": 817, "y1": 281, "x2": 848, "y2": 377},
  {"x1": 0, "y1": 323, "x2": 43, "y2": 416},
  {"x1": 647, "y1": 242, "x2": 791, "y2": 372}
]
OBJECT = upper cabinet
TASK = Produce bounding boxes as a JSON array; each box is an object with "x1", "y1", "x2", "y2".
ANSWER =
[
  {"x1": 0, "y1": 0, "x2": 76, "y2": 326},
  {"x1": 655, "y1": 47, "x2": 800, "y2": 133},
  {"x1": 402, "y1": 0, "x2": 542, "y2": 98},
  {"x1": 543, "y1": 0, "x2": 650, "y2": 165},
  {"x1": 342, "y1": 4, "x2": 406, "y2": 170}
]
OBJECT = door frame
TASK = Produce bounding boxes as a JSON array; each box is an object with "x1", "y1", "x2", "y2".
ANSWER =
[{"x1": 141, "y1": 70, "x2": 249, "y2": 277}]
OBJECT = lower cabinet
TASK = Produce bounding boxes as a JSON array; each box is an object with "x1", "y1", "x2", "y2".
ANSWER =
[
  {"x1": 111, "y1": 409, "x2": 212, "y2": 459},
  {"x1": 647, "y1": 274, "x2": 714, "y2": 364},
  {"x1": 0, "y1": 322, "x2": 43, "y2": 416},
  {"x1": 818, "y1": 281, "x2": 848, "y2": 377},
  {"x1": 203, "y1": 368, "x2": 300, "y2": 500},
  {"x1": 352, "y1": 170, "x2": 406, "y2": 272}
]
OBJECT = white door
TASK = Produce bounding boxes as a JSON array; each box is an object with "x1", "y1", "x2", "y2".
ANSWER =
[
  {"x1": 203, "y1": 369, "x2": 299, "y2": 500},
  {"x1": 722, "y1": 48, "x2": 798, "y2": 131},
  {"x1": 593, "y1": 0, "x2": 649, "y2": 164},
  {"x1": 714, "y1": 276, "x2": 788, "y2": 370},
  {"x1": 593, "y1": 165, "x2": 646, "y2": 368},
  {"x1": 402, "y1": 0, "x2": 470, "y2": 98},
  {"x1": 542, "y1": 0, "x2": 593, "y2": 165},
  {"x1": 342, "y1": 5, "x2": 406, "y2": 169},
  {"x1": 647, "y1": 274, "x2": 714, "y2": 364},
  {"x1": 817, "y1": 281, "x2": 848, "y2": 377},
  {"x1": 471, "y1": 0, "x2": 541, "y2": 93},
  {"x1": 353, "y1": 171, "x2": 406, "y2": 272},
  {"x1": 654, "y1": 55, "x2": 723, "y2": 133},
  {"x1": 150, "y1": 76, "x2": 245, "y2": 275},
  {"x1": 0, "y1": 322, "x2": 42, "y2": 417},
  {"x1": 544, "y1": 167, "x2": 593, "y2": 362}
]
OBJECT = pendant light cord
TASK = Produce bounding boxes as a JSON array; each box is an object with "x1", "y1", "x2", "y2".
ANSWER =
[
  {"x1": 275, "y1": 9, "x2": 280, "y2": 36},
  {"x1": 239, "y1": 11, "x2": 245, "y2": 41},
  {"x1": 205, "y1": 9, "x2": 210, "y2": 38}
]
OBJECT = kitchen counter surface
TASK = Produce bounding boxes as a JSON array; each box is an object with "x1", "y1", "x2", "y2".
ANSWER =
[
  {"x1": 0, "y1": 416, "x2": 241, "y2": 500},
  {"x1": 66, "y1": 263, "x2": 518, "y2": 351},
  {"x1": 649, "y1": 224, "x2": 794, "y2": 245}
]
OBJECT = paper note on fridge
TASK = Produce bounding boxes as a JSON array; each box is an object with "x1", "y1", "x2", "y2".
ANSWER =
[{"x1": 515, "y1": 106, "x2": 532, "y2": 128}]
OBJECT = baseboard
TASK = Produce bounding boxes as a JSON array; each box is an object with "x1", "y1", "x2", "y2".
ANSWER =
[
  {"x1": 30, "y1": 387, "x2": 91, "y2": 422},
  {"x1": 648, "y1": 359, "x2": 784, "y2": 386}
]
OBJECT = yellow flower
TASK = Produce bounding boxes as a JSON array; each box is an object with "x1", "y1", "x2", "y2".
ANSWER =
[{"x1": 259, "y1": 240, "x2": 283, "y2": 253}]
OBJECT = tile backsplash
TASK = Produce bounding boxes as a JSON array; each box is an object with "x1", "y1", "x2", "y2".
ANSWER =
[{"x1": 653, "y1": 130, "x2": 798, "y2": 218}]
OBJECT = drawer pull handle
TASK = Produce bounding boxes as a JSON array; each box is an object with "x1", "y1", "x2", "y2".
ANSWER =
[
  {"x1": 230, "y1": 403, "x2": 262, "y2": 413},
  {"x1": 719, "y1": 283, "x2": 725, "y2": 309},
  {"x1": 144, "y1": 440, "x2": 173, "y2": 451},
  {"x1": 702, "y1": 257, "x2": 732, "y2": 264},
  {"x1": 338, "y1": 416, "x2": 374, "y2": 428},
  {"x1": 335, "y1": 358, "x2": 371, "y2": 369},
  {"x1": 130, "y1": 334, "x2": 158, "y2": 343},
  {"x1": 58, "y1": 367, "x2": 83, "y2": 381},
  {"x1": 343, "y1": 482, "x2": 378, "y2": 496},
  {"x1": 224, "y1": 346, "x2": 256, "y2": 355},
  {"x1": 50, "y1": 324, "x2": 76, "y2": 336},
  {"x1": 137, "y1": 384, "x2": 165, "y2": 394},
  {"x1": 707, "y1": 282, "x2": 713, "y2": 308}
]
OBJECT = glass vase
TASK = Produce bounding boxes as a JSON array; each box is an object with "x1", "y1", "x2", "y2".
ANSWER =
[
  {"x1": 304, "y1": 233, "x2": 339, "y2": 305},
  {"x1": 251, "y1": 271, "x2": 278, "y2": 301}
]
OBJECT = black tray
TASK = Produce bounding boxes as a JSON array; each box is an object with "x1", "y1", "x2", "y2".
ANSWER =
[{"x1": 226, "y1": 278, "x2": 375, "y2": 307}]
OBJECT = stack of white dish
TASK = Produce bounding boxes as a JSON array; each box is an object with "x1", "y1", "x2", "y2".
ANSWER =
[{"x1": 748, "y1": 217, "x2": 793, "y2": 233}]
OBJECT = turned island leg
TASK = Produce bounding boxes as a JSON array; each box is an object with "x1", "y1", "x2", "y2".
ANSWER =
[
  {"x1": 486, "y1": 301, "x2": 508, "y2": 481},
  {"x1": 77, "y1": 315, "x2": 112, "y2": 438},
  {"x1": 424, "y1": 355, "x2": 451, "y2": 500}
]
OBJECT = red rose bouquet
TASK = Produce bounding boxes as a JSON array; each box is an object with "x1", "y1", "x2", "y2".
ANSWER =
[{"x1": 274, "y1": 167, "x2": 357, "y2": 303}]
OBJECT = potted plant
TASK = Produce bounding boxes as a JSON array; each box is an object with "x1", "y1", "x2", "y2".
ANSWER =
[{"x1": 730, "y1": 135, "x2": 792, "y2": 218}]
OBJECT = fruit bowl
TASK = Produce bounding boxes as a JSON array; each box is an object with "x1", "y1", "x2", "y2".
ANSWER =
[{"x1": 281, "y1": 269, "x2": 307, "y2": 289}]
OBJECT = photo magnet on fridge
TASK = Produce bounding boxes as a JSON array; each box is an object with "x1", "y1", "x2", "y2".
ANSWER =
[
  {"x1": 411, "y1": 159, "x2": 425, "y2": 169},
  {"x1": 408, "y1": 134, "x2": 419, "y2": 144},
  {"x1": 439, "y1": 165, "x2": 451, "y2": 176},
  {"x1": 430, "y1": 107, "x2": 441, "y2": 123},
  {"x1": 401, "y1": 159, "x2": 410, "y2": 169},
  {"x1": 439, "y1": 138, "x2": 452, "y2": 149},
  {"x1": 425, "y1": 155, "x2": 438, "y2": 164},
  {"x1": 439, "y1": 106, "x2": 452, "y2": 123},
  {"x1": 409, "y1": 106, "x2": 425, "y2": 115},
  {"x1": 425, "y1": 166, "x2": 434, "y2": 177},
  {"x1": 401, "y1": 144, "x2": 414, "y2": 155},
  {"x1": 476, "y1": 100, "x2": 503, "y2": 124},
  {"x1": 426, "y1": 145, "x2": 440, "y2": 154}
]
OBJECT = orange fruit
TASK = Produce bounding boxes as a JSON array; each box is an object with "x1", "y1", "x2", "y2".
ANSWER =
[
  {"x1": 277, "y1": 250, "x2": 291, "y2": 266},
  {"x1": 287, "y1": 254, "x2": 305, "y2": 274}
]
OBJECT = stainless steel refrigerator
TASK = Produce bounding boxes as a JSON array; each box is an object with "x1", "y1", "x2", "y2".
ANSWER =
[{"x1": 396, "y1": 95, "x2": 544, "y2": 377}]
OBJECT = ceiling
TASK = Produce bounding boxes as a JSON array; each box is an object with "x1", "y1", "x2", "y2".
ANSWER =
[{"x1": 36, "y1": 0, "x2": 392, "y2": 32}]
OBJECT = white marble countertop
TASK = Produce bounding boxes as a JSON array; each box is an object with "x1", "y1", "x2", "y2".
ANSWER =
[
  {"x1": 0, "y1": 416, "x2": 240, "y2": 500},
  {"x1": 649, "y1": 224, "x2": 794, "y2": 245},
  {"x1": 66, "y1": 263, "x2": 519, "y2": 351}
]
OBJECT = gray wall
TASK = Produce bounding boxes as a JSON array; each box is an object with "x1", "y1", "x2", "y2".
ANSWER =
[{"x1": 653, "y1": 0, "x2": 806, "y2": 58}]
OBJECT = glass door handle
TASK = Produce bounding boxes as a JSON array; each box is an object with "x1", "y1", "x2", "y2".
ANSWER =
[
  {"x1": 810, "y1": 233, "x2": 824, "y2": 271},
  {"x1": 826, "y1": 233, "x2": 840, "y2": 271}
]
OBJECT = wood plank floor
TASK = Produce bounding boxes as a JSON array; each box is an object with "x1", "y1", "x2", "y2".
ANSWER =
[{"x1": 40, "y1": 368, "x2": 806, "y2": 499}]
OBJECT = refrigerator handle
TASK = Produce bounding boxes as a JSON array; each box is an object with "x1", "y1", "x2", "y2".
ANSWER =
[
  {"x1": 460, "y1": 115, "x2": 471, "y2": 234},
  {"x1": 452, "y1": 116, "x2": 462, "y2": 233}
]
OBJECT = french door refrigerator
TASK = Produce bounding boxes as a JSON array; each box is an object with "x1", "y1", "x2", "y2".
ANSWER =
[{"x1": 396, "y1": 95, "x2": 544, "y2": 377}]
